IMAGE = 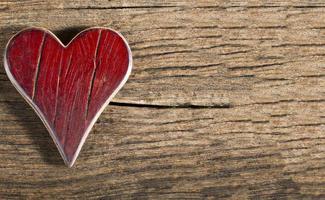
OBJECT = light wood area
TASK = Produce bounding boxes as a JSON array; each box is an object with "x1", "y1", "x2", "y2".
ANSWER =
[{"x1": 0, "y1": 1, "x2": 324, "y2": 199}]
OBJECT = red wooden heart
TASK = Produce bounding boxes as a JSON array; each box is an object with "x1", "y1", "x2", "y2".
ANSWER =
[{"x1": 4, "y1": 27, "x2": 132, "y2": 167}]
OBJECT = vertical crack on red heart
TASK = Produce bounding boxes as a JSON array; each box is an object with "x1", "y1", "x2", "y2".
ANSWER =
[
  {"x1": 32, "y1": 32, "x2": 46, "y2": 100},
  {"x1": 85, "y1": 30, "x2": 102, "y2": 118}
]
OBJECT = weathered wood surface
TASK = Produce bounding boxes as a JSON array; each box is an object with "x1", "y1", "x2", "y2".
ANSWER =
[{"x1": 0, "y1": 1, "x2": 324, "y2": 199}]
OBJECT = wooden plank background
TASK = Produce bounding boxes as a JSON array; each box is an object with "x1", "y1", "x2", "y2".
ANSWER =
[{"x1": 0, "y1": 1, "x2": 324, "y2": 199}]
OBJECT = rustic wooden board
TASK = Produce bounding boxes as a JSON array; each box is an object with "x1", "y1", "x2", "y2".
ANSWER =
[{"x1": 0, "y1": 1, "x2": 324, "y2": 199}]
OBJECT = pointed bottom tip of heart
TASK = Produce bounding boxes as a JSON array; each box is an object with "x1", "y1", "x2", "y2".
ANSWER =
[
  {"x1": 67, "y1": 162, "x2": 75, "y2": 168},
  {"x1": 60, "y1": 151, "x2": 78, "y2": 168},
  {"x1": 63, "y1": 157, "x2": 76, "y2": 168}
]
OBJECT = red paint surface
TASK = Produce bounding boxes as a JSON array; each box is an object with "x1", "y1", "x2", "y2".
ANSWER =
[{"x1": 6, "y1": 28, "x2": 130, "y2": 164}]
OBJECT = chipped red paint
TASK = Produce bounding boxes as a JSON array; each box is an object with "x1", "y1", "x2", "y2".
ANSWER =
[{"x1": 4, "y1": 28, "x2": 132, "y2": 166}]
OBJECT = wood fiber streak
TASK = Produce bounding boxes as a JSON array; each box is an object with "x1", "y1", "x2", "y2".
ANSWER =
[{"x1": 0, "y1": 0, "x2": 324, "y2": 199}]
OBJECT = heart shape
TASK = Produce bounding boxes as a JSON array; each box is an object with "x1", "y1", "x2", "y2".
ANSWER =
[{"x1": 4, "y1": 27, "x2": 132, "y2": 167}]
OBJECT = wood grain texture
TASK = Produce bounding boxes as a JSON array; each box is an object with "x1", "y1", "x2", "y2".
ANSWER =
[{"x1": 0, "y1": 0, "x2": 324, "y2": 199}]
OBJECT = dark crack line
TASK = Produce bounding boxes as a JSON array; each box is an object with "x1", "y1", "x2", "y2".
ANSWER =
[
  {"x1": 109, "y1": 101, "x2": 232, "y2": 109},
  {"x1": 65, "y1": 5, "x2": 178, "y2": 10},
  {"x1": 32, "y1": 33, "x2": 46, "y2": 100},
  {"x1": 85, "y1": 30, "x2": 102, "y2": 118}
]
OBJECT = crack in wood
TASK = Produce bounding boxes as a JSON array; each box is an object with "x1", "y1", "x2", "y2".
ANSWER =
[
  {"x1": 142, "y1": 63, "x2": 223, "y2": 72},
  {"x1": 228, "y1": 62, "x2": 286, "y2": 71},
  {"x1": 53, "y1": 48, "x2": 64, "y2": 125},
  {"x1": 134, "y1": 49, "x2": 198, "y2": 59},
  {"x1": 64, "y1": 5, "x2": 179, "y2": 10},
  {"x1": 109, "y1": 101, "x2": 232, "y2": 109},
  {"x1": 32, "y1": 33, "x2": 46, "y2": 100},
  {"x1": 85, "y1": 30, "x2": 102, "y2": 118}
]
